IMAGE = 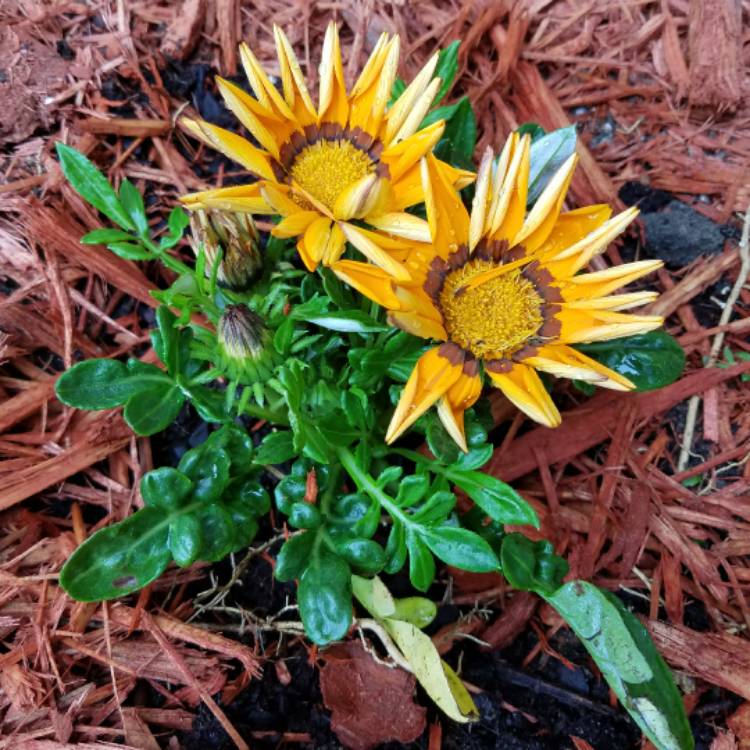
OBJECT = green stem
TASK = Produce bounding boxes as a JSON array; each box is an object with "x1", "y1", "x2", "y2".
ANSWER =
[
  {"x1": 241, "y1": 401, "x2": 290, "y2": 426},
  {"x1": 337, "y1": 446, "x2": 409, "y2": 526},
  {"x1": 142, "y1": 237, "x2": 194, "y2": 277}
]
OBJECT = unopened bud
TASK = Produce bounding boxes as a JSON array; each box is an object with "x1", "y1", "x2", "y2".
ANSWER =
[
  {"x1": 190, "y1": 210, "x2": 262, "y2": 290},
  {"x1": 217, "y1": 305, "x2": 276, "y2": 383}
]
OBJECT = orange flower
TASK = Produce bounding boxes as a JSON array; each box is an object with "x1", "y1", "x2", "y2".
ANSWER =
[
  {"x1": 333, "y1": 133, "x2": 663, "y2": 449},
  {"x1": 179, "y1": 24, "x2": 472, "y2": 279}
]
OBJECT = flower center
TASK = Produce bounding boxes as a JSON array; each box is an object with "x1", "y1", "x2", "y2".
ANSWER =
[
  {"x1": 289, "y1": 139, "x2": 374, "y2": 211},
  {"x1": 438, "y1": 258, "x2": 544, "y2": 360}
]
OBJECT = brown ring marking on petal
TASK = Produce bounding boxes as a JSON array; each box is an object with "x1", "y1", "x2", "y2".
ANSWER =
[
  {"x1": 505, "y1": 243, "x2": 527, "y2": 263},
  {"x1": 463, "y1": 356, "x2": 480, "y2": 377},
  {"x1": 485, "y1": 357, "x2": 514, "y2": 374},
  {"x1": 444, "y1": 244, "x2": 471, "y2": 273},
  {"x1": 423, "y1": 256, "x2": 449, "y2": 304},
  {"x1": 539, "y1": 317, "x2": 562, "y2": 339},
  {"x1": 511, "y1": 344, "x2": 539, "y2": 362},
  {"x1": 437, "y1": 341, "x2": 465, "y2": 366}
]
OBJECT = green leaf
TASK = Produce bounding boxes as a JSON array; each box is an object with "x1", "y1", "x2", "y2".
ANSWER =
[
  {"x1": 154, "y1": 306, "x2": 180, "y2": 374},
  {"x1": 141, "y1": 467, "x2": 193, "y2": 510},
  {"x1": 500, "y1": 533, "x2": 568, "y2": 596},
  {"x1": 81, "y1": 228, "x2": 134, "y2": 245},
  {"x1": 426, "y1": 416, "x2": 460, "y2": 464},
  {"x1": 168, "y1": 206, "x2": 190, "y2": 236},
  {"x1": 255, "y1": 431, "x2": 296, "y2": 465},
  {"x1": 447, "y1": 469, "x2": 539, "y2": 528},
  {"x1": 106, "y1": 241, "x2": 153, "y2": 261},
  {"x1": 384, "y1": 521, "x2": 407, "y2": 575},
  {"x1": 193, "y1": 504, "x2": 235, "y2": 561},
  {"x1": 302, "y1": 310, "x2": 387, "y2": 334},
  {"x1": 410, "y1": 490, "x2": 456, "y2": 525},
  {"x1": 168, "y1": 514, "x2": 203, "y2": 567},
  {"x1": 434, "y1": 97, "x2": 476, "y2": 169},
  {"x1": 527, "y1": 125, "x2": 577, "y2": 206},
  {"x1": 453, "y1": 443, "x2": 493, "y2": 471},
  {"x1": 406, "y1": 530, "x2": 435, "y2": 591},
  {"x1": 298, "y1": 549, "x2": 352, "y2": 645},
  {"x1": 548, "y1": 582, "x2": 694, "y2": 750},
  {"x1": 275, "y1": 531, "x2": 315, "y2": 582},
  {"x1": 288, "y1": 502, "x2": 322, "y2": 529},
  {"x1": 577, "y1": 331, "x2": 685, "y2": 392},
  {"x1": 337, "y1": 538, "x2": 386, "y2": 575},
  {"x1": 123, "y1": 384, "x2": 185, "y2": 436},
  {"x1": 516, "y1": 122, "x2": 545, "y2": 140},
  {"x1": 119, "y1": 178, "x2": 149, "y2": 236},
  {"x1": 55, "y1": 143, "x2": 135, "y2": 230},
  {"x1": 178, "y1": 447, "x2": 231, "y2": 503},
  {"x1": 432, "y1": 40, "x2": 460, "y2": 106},
  {"x1": 392, "y1": 596, "x2": 437, "y2": 629},
  {"x1": 59, "y1": 507, "x2": 171, "y2": 600},
  {"x1": 55, "y1": 359, "x2": 170, "y2": 410},
  {"x1": 422, "y1": 526, "x2": 500, "y2": 573},
  {"x1": 394, "y1": 475, "x2": 430, "y2": 507}
]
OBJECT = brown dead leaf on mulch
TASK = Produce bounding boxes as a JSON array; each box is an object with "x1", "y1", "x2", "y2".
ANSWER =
[{"x1": 319, "y1": 641, "x2": 426, "y2": 750}]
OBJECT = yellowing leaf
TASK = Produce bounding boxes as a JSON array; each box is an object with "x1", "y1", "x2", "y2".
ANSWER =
[{"x1": 383, "y1": 618, "x2": 479, "y2": 723}]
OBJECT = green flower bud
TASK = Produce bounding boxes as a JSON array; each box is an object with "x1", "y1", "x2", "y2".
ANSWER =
[
  {"x1": 217, "y1": 305, "x2": 277, "y2": 383},
  {"x1": 190, "y1": 210, "x2": 262, "y2": 290}
]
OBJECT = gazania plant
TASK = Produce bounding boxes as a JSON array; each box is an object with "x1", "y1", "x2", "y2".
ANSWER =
[{"x1": 54, "y1": 29, "x2": 692, "y2": 750}]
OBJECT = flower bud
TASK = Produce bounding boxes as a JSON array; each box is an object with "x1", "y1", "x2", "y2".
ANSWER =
[
  {"x1": 217, "y1": 305, "x2": 276, "y2": 383},
  {"x1": 190, "y1": 210, "x2": 262, "y2": 290}
]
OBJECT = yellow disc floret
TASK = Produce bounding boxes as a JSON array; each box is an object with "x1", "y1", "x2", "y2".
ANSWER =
[
  {"x1": 439, "y1": 259, "x2": 544, "y2": 360},
  {"x1": 290, "y1": 139, "x2": 373, "y2": 211}
]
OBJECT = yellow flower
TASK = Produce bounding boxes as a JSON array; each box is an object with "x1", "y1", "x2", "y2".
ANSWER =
[
  {"x1": 179, "y1": 24, "x2": 473, "y2": 279},
  {"x1": 332, "y1": 133, "x2": 664, "y2": 450}
]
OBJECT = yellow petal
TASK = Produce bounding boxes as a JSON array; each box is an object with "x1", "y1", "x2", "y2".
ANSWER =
[
  {"x1": 486, "y1": 133, "x2": 523, "y2": 238},
  {"x1": 318, "y1": 22, "x2": 349, "y2": 124},
  {"x1": 331, "y1": 260, "x2": 402, "y2": 309},
  {"x1": 546, "y1": 207, "x2": 639, "y2": 277},
  {"x1": 422, "y1": 155, "x2": 470, "y2": 259},
  {"x1": 303, "y1": 217, "x2": 335, "y2": 267},
  {"x1": 493, "y1": 133, "x2": 530, "y2": 243},
  {"x1": 272, "y1": 210, "x2": 320, "y2": 238},
  {"x1": 536, "y1": 204, "x2": 612, "y2": 260},
  {"x1": 340, "y1": 223, "x2": 412, "y2": 282},
  {"x1": 558, "y1": 308, "x2": 664, "y2": 344},
  {"x1": 386, "y1": 345, "x2": 465, "y2": 444},
  {"x1": 180, "y1": 118, "x2": 275, "y2": 180},
  {"x1": 385, "y1": 51, "x2": 439, "y2": 143},
  {"x1": 469, "y1": 147, "x2": 494, "y2": 251},
  {"x1": 367, "y1": 213, "x2": 431, "y2": 242},
  {"x1": 333, "y1": 173, "x2": 391, "y2": 221},
  {"x1": 349, "y1": 36, "x2": 399, "y2": 135},
  {"x1": 388, "y1": 310, "x2": 447, "y2": 341},
  {"x1": 215, "y1": 77, "x2": 283, "y2": 159},
  {"x1": 384, "y1": 120, "x2": 445, "y2": 182},
  {"x1": 239, "y1": 41, "x2": 296, "y2": 121},
  {"x1": 322, "y1": 222, "x2": 347, "y2": 265},
  {"x1": 436, "y1": 367, "x2": 483, "y2": 452},
  {"x1": 487, "y1": 363, "x2": 561, "y2": 427},
  {"x1": 260, "y1": 183, "x2": 302, "y2": 216},
  {"x1": 513, "y1": 153, "x2": 578, "y2": 253},
  {"x1": 391, "y1": 77, "x2": 442, "y2": 144},
  {"x1": 181, "y1": 183, "x2": 273, "y2": 214},
  {"x1": 350, "y1": 33, "x2": 390, "y2": 97},
  {"x1": 526, "y1": 344, "x2": 634, "y2": 391},
  {"x1": 273, "y1": 24, "x2": 317, "y2": 125},
  {"x1": 563, "y1": 291, "x2": 658, "y2": 311},
  {"x1": 564, "y1": 259, "x2": 663, "y2": 300}
]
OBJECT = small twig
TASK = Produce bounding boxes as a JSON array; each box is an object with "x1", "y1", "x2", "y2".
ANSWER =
[
  {"x1": 355, "y1": 618, "x2": 414, "y2": 673},
  {"x1": 678, "y1": 201, "x2": 750, "y2": 470},
  {"x1": 189, "y1": 532, "x2": 289, "y2": 620}
]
